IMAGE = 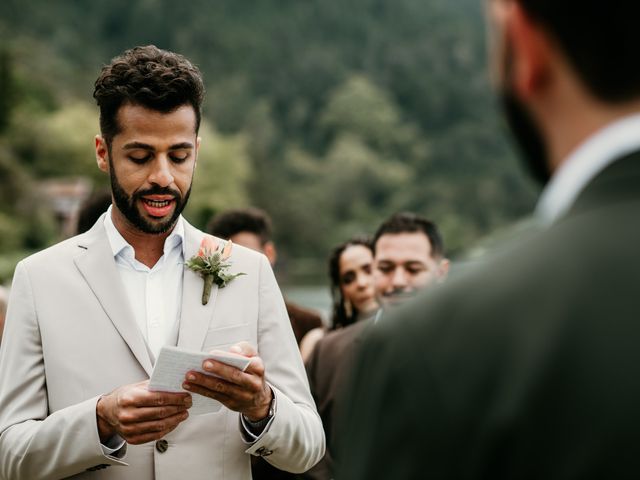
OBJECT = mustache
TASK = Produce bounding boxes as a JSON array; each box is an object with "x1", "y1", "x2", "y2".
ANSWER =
[{"x1": 133, "y1": 186, "x2": 181, "y2": 200}]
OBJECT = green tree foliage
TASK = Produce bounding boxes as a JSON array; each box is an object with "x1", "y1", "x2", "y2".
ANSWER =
[
  {"x1": 0, "y1": 0, "x2": 539, "y2": 283},
  {"x1": 8, "y1": 102, "x2": 104, "y2": 182},
  {"x1": 185, "y1": 120, "x2": 251, "y2": 228}
]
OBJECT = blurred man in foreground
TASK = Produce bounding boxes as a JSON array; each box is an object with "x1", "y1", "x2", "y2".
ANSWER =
[
  {"x1": 338, "y1": 1, "x2": 640, "y2": 478},
  {"x1": 305, "y1": 212, "x2": 447, "y2": 479}
]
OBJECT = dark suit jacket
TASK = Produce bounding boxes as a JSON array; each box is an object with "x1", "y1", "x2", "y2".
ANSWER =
[{"x1": 337, "y1": 152, "x2": 640, "y2": 479}]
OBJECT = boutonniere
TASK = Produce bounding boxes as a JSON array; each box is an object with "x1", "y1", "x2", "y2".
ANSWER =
[{"x1": 186, "y1": 236, "x2": 246, "y2": 305}]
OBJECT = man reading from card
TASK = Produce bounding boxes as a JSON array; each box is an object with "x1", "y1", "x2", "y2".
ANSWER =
[{"x1": 0, "y1": 45, "x2": 324, "y2": 480}]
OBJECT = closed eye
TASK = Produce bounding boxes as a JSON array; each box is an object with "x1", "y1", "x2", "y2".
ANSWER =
[
  {"x1": 128, "y1": 153, "x2": 152, "y2": 164},
  {"x1": 170, "y1": 151, "x2": 190, "y2": 163}
]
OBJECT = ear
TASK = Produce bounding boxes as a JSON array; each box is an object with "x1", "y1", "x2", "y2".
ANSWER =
[
  {"x1": 95, "y1": 135, "x2": 109, "y2": 173},
  {"x1": 263, "y1": 241, "x2": 277, "y2": 266},
  {"x1": 194, "y1": 136, "x2": 201, "y2": 169},
  {"x1": 437, "y1": 258, "x2": 450, "y2": 282},
  {"x1": 504, "y1": 1, "x2": 552, "y2": 98}
]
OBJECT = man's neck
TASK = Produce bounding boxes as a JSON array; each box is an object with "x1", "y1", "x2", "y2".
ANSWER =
[{"x1": 111, "y1": 208, "x2": 173, "y2": 268}]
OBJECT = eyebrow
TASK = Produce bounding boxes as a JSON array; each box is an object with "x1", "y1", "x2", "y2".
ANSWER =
[
  {"x1": 405, "y1": 260, "x2": 427, "y2": 266},
  {"x1": 123, "y1": 141, "x2": 194, "y2": 150}
]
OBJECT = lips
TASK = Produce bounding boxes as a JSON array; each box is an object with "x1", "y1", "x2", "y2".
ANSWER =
[{"x1": 140, "y1": 196, "x2": 176, "y2": 218}]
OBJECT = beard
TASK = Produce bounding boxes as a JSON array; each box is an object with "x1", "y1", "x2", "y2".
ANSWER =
[
  {"x1": 499, "y1": 41, "x2": 551, "y2": 185},
  {"x1": 500, "y1": 90, "x2": 551, "y2": 185},
  {"x1": 108, "y1": 157, "x2": 191, "y2": 234}
]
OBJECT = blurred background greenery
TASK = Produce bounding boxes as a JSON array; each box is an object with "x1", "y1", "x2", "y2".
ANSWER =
[{"x1": 0, "y1": 0, "x2": 538, "y2": 286}]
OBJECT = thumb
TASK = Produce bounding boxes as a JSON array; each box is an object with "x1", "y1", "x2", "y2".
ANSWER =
[{"x1": 229, "y1": 341, "x2": 257, "y2": 357}]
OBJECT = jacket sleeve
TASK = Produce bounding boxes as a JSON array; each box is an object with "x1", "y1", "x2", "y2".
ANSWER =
[
  {"x1": 0, "y1": 261, "x2": 127, "y2": 480},
  {"x1": 242, "y1": 255, "x2": 326, "y2": 473}
]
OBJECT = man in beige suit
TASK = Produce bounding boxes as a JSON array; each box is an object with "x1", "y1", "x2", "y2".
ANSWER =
[{"x1": 0, "y1": 45, "x2": 324, "y2": 479}]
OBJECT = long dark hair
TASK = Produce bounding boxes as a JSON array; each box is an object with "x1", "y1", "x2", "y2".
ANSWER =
[{"x1": 328, "y1": 235, "x2": 373, "y2": 330}]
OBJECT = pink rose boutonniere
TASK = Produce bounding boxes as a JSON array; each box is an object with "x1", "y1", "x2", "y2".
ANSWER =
[{"x1": 186, "y1": 236, "x2": 246, "y2": 305}]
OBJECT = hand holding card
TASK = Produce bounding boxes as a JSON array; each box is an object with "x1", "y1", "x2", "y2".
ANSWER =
[{"x1": 149, "y1": 345, "x2": 252, "y2": 415}]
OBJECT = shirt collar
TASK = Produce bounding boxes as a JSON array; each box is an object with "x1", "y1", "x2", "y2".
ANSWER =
[
  {"x1": 103, "y1": 205, "x2": 185, "y2": 260},
  {"x1": 536, "y1": 113, "x2": 640, "y2": 225}
]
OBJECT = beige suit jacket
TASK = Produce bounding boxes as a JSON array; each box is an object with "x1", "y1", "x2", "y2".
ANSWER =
[{"x1": 0, "y1": 217, "x2": 324, "y2": 479}]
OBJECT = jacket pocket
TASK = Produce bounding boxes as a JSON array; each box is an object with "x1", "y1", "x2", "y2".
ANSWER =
[{"x1": 202, "y1": 323, "x2": 251, "y2": 352}]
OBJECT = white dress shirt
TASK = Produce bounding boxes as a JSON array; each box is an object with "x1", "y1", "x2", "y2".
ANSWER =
[
  {"x1": 536, "y1": 113, "x2": 640, "y2": 225},
  {"x1": 103, "y1": 206, "x2": 184, "y2": 361}
]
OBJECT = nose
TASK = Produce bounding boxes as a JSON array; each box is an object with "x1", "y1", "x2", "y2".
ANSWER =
[
  {"x1": 356, "y1": 271, "x2": 370, "y2": 289},
  {"x1": 391, "y1": 267, "x2": 409, "y2": 289},
  {"x1": 148, "y1": 156, "x2": 174, "y2": 187}
]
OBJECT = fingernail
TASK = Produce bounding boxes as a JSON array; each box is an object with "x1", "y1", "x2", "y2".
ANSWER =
[
  {"x1": 204, "y1": 361, "x2": 214, "y2": 370},
  {"x1": 183, "y1": 383, "x2": 191, "y2": 390},
  {"x1": 187, "y1": 373, "x2": 196, "y2": 381}
]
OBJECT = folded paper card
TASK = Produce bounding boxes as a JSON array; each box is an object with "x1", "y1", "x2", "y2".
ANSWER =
[{"x1": 148, "y1": 345, "x2": 252, "y2": 415}]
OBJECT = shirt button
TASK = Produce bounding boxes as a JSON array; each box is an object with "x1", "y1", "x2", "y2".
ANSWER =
[{"x1": 155, "y1": 439, "x2": 169, "y2": 453}]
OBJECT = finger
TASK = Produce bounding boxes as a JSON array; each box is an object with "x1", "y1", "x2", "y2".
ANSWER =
[
  {"x1": 242, "y1": 355, "x2": 266, "y2": 377},
  {"x1": 199, "y1": 360, "x2": 256, "y2": 389},
  {"x1": 183, "y1": 375, "x2": 253, "y2": 404},
  {"x1": 118, "y1": 404, "x2": 190, "y2": 423},
  {"x1": 119, "y1": 410, "x2": 189, "y2": 441},
  {"x1": 182, "y1": 380, "x2": 238, "y2": 404},
  {"x1": 134, "y1": 390, "x2": 192, "y2": 408},
  {"x1": 229, "y1": 341, "x2": 257, "y2": 357}
]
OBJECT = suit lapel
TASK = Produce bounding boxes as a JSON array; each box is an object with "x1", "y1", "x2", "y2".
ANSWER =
[
  {"x1": 74, "y1": 219, "x2": 154, "y2": 376},
  {"x1": 177, "y1": 222, "x2": 219, "y2": 351}
]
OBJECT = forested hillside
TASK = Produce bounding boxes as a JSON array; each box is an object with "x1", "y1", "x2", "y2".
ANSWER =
[{"x1": 0, "y1": 0, "x2": 538, "y2": 282}]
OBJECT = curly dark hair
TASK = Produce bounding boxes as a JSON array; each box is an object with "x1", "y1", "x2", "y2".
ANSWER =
[
  {"x1": 328, "y1": 235, "x2": 374, "y2": 330},
  {"x1": 93, "y1": 45, "x2": 205, "y2": 146}
]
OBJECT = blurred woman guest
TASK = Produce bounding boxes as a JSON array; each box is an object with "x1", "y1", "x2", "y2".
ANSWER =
[{"x1": 300, "y1": 236, "x2": 378, "y2": 363}]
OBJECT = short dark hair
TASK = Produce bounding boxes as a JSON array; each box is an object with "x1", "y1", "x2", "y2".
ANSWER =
[
  {"x1": 93, "y1": 45, "x2": 205, "y2": 146},
  {"x1": 373, "y1": 212, "x2": 444, "y2": 258},
  {"x1": 76, "y1": 190, "x2": 112, "y2": 234},
  {"x1": 328, "y1": 235, "x2": 374, "y2": 330},
  {"x1": 206, "y1": 208, "x2": 273, "y2": 245},
  {"x1": 518, "y1": 0, "x2": 640, "y2": 102}
]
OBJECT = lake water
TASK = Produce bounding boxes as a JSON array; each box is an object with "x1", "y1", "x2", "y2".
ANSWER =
[{"x1": 282, "y1": 285, "x2": 332, "y2": 326}]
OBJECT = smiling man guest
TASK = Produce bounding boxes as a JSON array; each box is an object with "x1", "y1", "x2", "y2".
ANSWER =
[
  {"x1": 0, "y1": 45, "x2": 324, "y2": 480},
  {"x1": 372, "y1": 212, "x2": 449, "y2": 309}
]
